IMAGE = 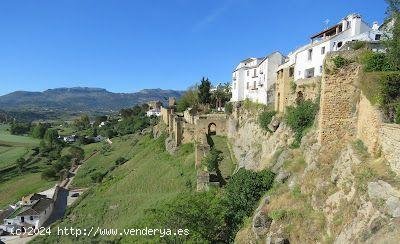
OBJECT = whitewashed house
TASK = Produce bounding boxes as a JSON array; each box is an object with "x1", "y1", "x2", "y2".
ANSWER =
[
  {"x1": 2, "y1": 196, "x2": 53, "y2": 233},
  {"x1": 146, "y1": 109, "x2": 161, "y2": 117},
  {"x1": 292, "y1": 13, "x2": 384, "y2": 81},
  {"x1": 231, "y1": 52, "x2": 285, "y2": 104}
]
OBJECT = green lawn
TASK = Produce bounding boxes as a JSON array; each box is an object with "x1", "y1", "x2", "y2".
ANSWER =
[
  {"x1": 0, "y1": 147, "x2": 31, "y2": 169},
  {"x1": 34, "y1": 134, "x2": 197, "y2": 243},
  {"x1": 0, "y1": 123, "x2": 55, "y2": 209},
  {"x1": 0, "y1": 124, "x2": 40, "y2": 146},
  {"x1": 210, "y1": 135, "x2": 237, "y2": 179},
  {"x1": 71, "y1": 135, "x2": 140, "y2": 188},
  {"x1": 0, "y1": 173, "x2": 56, "y2": 209}
]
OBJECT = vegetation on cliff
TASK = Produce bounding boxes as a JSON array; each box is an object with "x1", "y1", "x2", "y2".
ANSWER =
[{"x1": 284, "y1": 100, "x2": 318, "y2": 147}]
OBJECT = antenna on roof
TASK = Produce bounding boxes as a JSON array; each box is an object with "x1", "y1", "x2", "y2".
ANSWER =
[{"x1": 324, "y1": 19, "x2": 330, "y2": 30}]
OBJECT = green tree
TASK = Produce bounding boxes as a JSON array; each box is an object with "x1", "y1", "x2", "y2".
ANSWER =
[
  {"x1": 44, "y1": 129, "x2": 59, "y2": 147},
  {"x1": 385, "y1": 0, "x2": 400, "y2": 70},
  {"x1": 16, "y1": 157, "x2": 26, "y2": 173},
  {"x1": 68, "y1": 146, "x2": 85, "y2": 161},
  {"x1": 31, "y1": 123, "x2": 49, "y2": 139},
  {"x1": 223, "y1": 169, "x2": 275, "y2": 241},
  {"x1": 146, "y1": 191, "x2": 226, "y2": 243},
  {"x1": 176, "y1": 86, "x2": 199, "y2": 112},
  {"x1": 74, "y1": 114, "x2": 91, "y2": 130},
  {"x1": 198, "y1": 77, "x2": 212, "y2": 104}
]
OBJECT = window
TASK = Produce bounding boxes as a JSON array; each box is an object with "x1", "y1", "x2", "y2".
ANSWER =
[
  {"x1": 246, "y1": 82, "x2": 249, "y2": 89},
  {"x1": 289, "y1": 67, "x2": 294, "y2": 77},
  {"x1": 375, "y1": 34, "x2": 381, "y2": 41},
  {"x1": 308, "y1": 49, "x2": 313, "y2": 60},
  {"x1": 320, "y1": 65, "x2": 323, "y2": 73},
  {"x1": 247, "y1": 70, "x2": 249, "y2": 76},
  {"x1": 337, "y1": 42, "x2": 343, "y2": 48},
  {"x1": 253, "y1": 69, "x2": 256, "y2": 77},
  {"x1": 305, "y1": 68, "x2": 315, "y2": 78},
  {"x1": 30, "y1": 216, "x2": 34, "y2": 220},
  {"x1": 253, "y1": 81, "x2": 256, "y2": 89},
  {"x1": 321, "y1": 46, "x2": 326, "y2": 54}
]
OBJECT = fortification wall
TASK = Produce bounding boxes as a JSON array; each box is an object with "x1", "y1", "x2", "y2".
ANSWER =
[
  {"x1": 380, "y1": 123, "x2": 400, "y2": 175},
  {"x1": 318, "y1": 61, "x2": 361, "y2": 156},
  {"x1": 356, "y1": 94, "x2": 382, "y2": 156}
]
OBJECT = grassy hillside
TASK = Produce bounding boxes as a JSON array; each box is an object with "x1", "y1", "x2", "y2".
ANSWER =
[
  {"x1": 34, "y1": 133, "x2": 196, "y2": 243},
  {"x1": 210, "y1": 135, "x2": 237, "y2": 178},
  {"x1": 0, "y1": 124, "x2": 55, "y2": 208}
]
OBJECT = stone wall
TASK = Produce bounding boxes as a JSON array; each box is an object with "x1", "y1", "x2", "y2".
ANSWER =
[
  {"x1": 356, "y1": 94, "x2": 382, "y2": 156},
  {"x1": 183, "y1": 109, "x2": 195, "y2": 124},
  {"x1": 194, "y1": 114, "x2": 228, "y2": 136},
  {"x1": 160, "y1": 107, "x2": 172, "y2": 126},
  {"x1": 380, "y1": 123, "x2": 400, "y2": 175},
  {"x1": 182, "y1": 123, "x2": 196, "y2": 144},
  {"x1": 275, "y1": 68, "x2": 321, "y2": 114},
  {"x1": 290, "y1": 77, "x2": 321, "y2": 106},
  {"x1": 318, "y1": 59, "x2": 361, "y2": 156}
]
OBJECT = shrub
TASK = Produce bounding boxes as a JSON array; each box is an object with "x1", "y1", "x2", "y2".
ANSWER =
[
  {"x1": 285, "y1": 100, "x2": 318, "y2": 147},
  {"x1": 115, "y1": 157, "x2": 128, "y2": 165},
  {"x1": 353, "y1": 139, "x2": 369, "y2": 157},
  {"x1": 68, "y1": 146, "x2": 84, "y2": 161},
  {"x1": 259, "y1": 110, "x2": 277, "y2": 132},
  {"x1": 90, "y1": 172, "x2": 105, "y2": 183},
  {"x1": 379, "y1": 73, "x2": 400, "y2": 121},
  {"x1": 269, "y1": 209, "x2": 287, "y2": 221},
  {"x1": 396, "y1": 103, "x2": 400, "y2": 124},
  {"x1": 224, "y1": 169, "x2": 275, "y2": 241},
  {"x1": 332, "y1": 55, "x2": 350, "y2": 69},
  {"x1": 224, "y1": 102, "x2": 233, "y2": 115},
  {"x1": 360, "y1": 51, "x2": 392, "y2": 72},
  {"x1": 202, "y1": 148, "x2": 223, "y2": 171},
  {"x1": 290, "y1": 80, "x2": 297, "y2": 93},
  {"x1": 350, "y1": 40, "x2": 366, "y2": 50},
  {"x1": 144, "y1": 191, "x2": 226, "y2": 243}
]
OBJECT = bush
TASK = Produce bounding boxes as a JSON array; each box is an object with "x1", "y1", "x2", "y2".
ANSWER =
[
  {"x1": 350, "y1": 40, "x2": 366, "y2": 50},
  {"x1": 379, "y1": 73, "x2": 400, "y2": 121},
  {"x1": 202, "y1": 148, "x2": 223, "y2": 171},
  {"x1": 223, "y1": 169, "x2": 275, "y2": 241},
  {"x1": 224, "y1": 102, "x2": 233, "y2": 115},
  {"x1": 396, "y1": 103, "x2": 400, "y2": 124},
  {"x1": 90, "y1": 172, "x2": 105, "y2": 183},
  {"x1": 144, "y1": 191, "x2": 226, "y2": 243},
  {"x1": 115, "y1": 157, "x2": 128, "y2": 165},
  {"x1": 269, "y1": 209, "x2": 287, "y2": 221},
  {"x1": 68, "y1": 146, "x2": 85, "y2": 161},
  {"x1": 332, "y1": 55, "x2": 351, "y2": 69},
  {"x1": 360, "y1": 51, "x2": 392, "y2": 72},
  {"x1": 285, "y1": 100, "x2": 318, "y2": 147},
  {"x1": 259, "y1": 110, "x2": 277, "y2": 132}
]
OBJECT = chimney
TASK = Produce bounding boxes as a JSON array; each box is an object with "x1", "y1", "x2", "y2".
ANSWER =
[{"x1": 372, "y1": 21, "x2": 379, "y2": 31}]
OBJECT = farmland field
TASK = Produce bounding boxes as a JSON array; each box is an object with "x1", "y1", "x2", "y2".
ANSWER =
[{"x1": 0, "y1": 123, "x2": 55, "y2": 209}]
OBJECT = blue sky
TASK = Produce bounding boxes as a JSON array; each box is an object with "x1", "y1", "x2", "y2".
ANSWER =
[{"x1": 0, "y1": 0, "x2": 387, "y2": 95}]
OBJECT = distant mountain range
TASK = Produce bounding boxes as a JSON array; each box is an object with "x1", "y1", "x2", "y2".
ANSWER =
[{"x1": 0, "y1": 87, "x2": 183, "y2": 119}]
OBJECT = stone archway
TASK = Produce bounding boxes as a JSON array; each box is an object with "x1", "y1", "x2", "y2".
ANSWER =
[{"x1": 208, "y1": 123, "x2": 217, "y2": 135}]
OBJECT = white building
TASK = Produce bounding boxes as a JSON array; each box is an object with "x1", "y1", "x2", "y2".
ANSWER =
[
  {"x1": 231, "y1": 52, "x2": 285, "y2": 104},
  {"x1": 2, "y1": 196, "x2": 53, "y2": 233},
  {"x1": 292, "y1": 13, "x2": 384, "y2": 81},
  {"x1": 146, "y1": 109, "x2": 161, "y2": 117}
]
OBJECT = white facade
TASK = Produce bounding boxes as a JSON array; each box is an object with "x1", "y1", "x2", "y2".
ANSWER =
[
  {"x1": 292, "y1": 14, "x2": 384, "y2": 81},
  {"x1": 146, "y1": 109, "x2": 161, "y2": 117},
  {"x1": 231, "y1": 52, "x2": 285, "y2": 104}
]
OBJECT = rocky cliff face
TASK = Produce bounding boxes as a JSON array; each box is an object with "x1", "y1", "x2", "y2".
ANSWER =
[{"x1": 230, "y1": 60, "x2": 400, "y2": 243}]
